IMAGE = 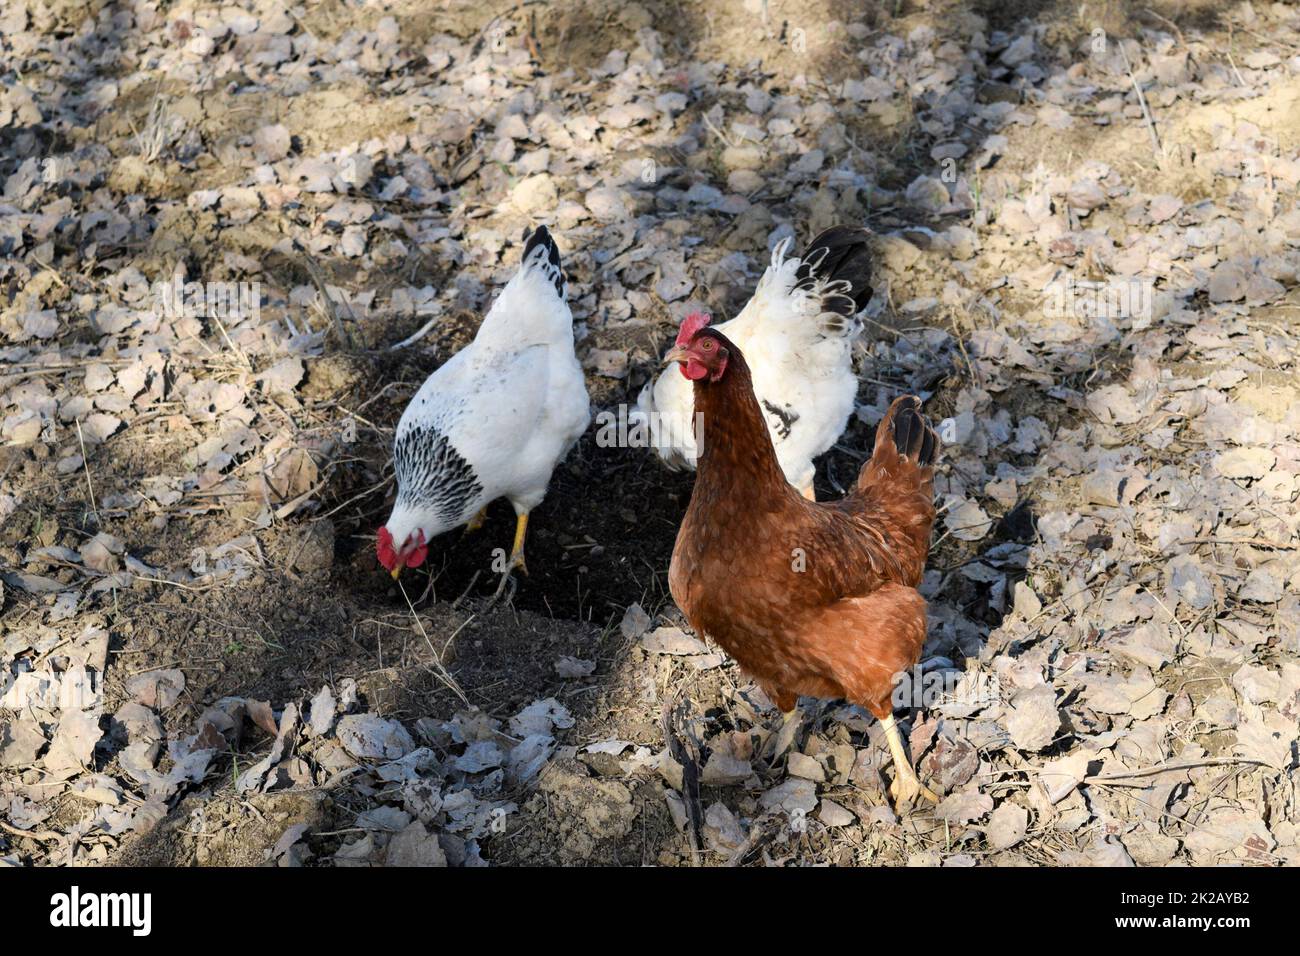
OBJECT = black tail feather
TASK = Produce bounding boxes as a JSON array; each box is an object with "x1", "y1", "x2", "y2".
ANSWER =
[
  {"x1": 522, "y1": 224, "x2": 565, "y2": 297},
  {"x1": 794, "y1": 225, "x2": 874, "y2": 316},
  {"x1": 890, "y1": 396, "x2": 937, "y2": 467}
]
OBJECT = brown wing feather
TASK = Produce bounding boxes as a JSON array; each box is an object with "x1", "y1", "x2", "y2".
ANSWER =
[
  {"x1": 760, "y1": 395, "x2": 938, "y2": 603},
  {"x1": 796, "y1": 584, "x2": 928, "y2": 718}
]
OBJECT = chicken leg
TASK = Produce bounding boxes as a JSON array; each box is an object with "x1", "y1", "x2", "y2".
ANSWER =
[
  {"x1": 463, "y1": 507, "x2": 489, "y2": 534},
  {"x1": 489, "y1": 511, "x2": 529, "y2": 604},
  {"x1": 881, "y1": 713, "x2": 938, "y2": 807}
]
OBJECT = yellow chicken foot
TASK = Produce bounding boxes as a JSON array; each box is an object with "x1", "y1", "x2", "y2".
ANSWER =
[
  {"x1": 507, "y1": 511, "x2": 529, "y2": 577},
  {"x1": 881, "y1": 713, "x2": 939, "y2": 808},
  {"x1": 463, "y1": 507, "x2": 489, "y2": 535},
  {"x1": 488, "y1": 512, "x2": 529, "y2": 605}
]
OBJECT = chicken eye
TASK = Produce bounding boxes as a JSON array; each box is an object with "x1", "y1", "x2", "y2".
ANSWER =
[{"x1": 700, "y1": 339, "x2": 713, "y2": 351}]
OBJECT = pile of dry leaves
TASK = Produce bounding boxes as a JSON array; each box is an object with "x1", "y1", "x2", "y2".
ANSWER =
[{"x1": 2, "y1": 0, "x2": 1298, "y2": 866}]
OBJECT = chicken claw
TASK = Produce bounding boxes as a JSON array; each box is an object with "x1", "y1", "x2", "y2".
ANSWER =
[
  {"x1": 881, "y1": 713, "x2": 939, "y2": 808},
  {"x1": 487, "y1": 568, "x2": 518, "y2": 609},
  {"x1": 889, "y1": 764, "x2": 939, "y2": 807},
  {"x1": 486, "y1": 512, "x2": 529, "y2": 609}
]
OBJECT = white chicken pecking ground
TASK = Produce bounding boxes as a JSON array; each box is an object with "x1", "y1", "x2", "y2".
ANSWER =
[
  {"x1": 634, "y1": 225, "x2": 873, "y2": 499},
  {"x1": 377, "y1": 225, "x2": 591, "y2": 601}
]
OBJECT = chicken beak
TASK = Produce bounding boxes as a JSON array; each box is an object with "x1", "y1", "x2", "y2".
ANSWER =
[
  {"x1": 390, "y1": 564, "x2": 403, "y2": 581},
  {"x1": 663, "y1": 345, "x2": 690, "y2": 366}
]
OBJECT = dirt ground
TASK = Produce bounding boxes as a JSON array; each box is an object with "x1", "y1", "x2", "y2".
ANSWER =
[{"x1": 2, "y1": 1, "x2": 1298, "y2": 867}]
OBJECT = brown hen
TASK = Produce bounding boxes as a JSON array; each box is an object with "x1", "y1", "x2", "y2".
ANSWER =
[{"x1": 666, "y1": 313, "x2": 940, "y2": 806}]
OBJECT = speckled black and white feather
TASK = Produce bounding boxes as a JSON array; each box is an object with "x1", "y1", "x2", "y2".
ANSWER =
[
  {"x1": 393, "y1": 423, "x2": 483, "y2": 522},
  {"x1": 522, "y1": 225, "x2": 565, "y2": 299},
  {"x1": 383, "y1": 226, "x2": 591, "y2": 551}
]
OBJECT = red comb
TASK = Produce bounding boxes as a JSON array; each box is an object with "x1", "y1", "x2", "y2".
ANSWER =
[
  {"x1": 376, "y1": 526, "x2": 397, "y2": 571},
  {"x1": 676, "y1": 312, "x2": 711, "y2": 347}
]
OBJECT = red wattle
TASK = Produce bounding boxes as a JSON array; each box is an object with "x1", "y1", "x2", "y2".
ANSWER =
[
  {"x1": 681, "y1": 359, "x2": 709, "y2": 380},
  {"x1": 405, "y1": 530, "x2": 428, "y2": 568}
]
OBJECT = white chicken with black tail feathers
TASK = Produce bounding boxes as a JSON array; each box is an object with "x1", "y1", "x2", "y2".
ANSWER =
[
  {"x1": 634, "y1": 225, "x2": 873, "y2": 500},
  {"x1": 377, "y1": 225, "x2": 590, "y2": 601}
]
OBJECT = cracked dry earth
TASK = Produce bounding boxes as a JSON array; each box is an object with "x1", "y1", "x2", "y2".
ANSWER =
[{"x1": 2, "y1": 0, "x2": 1299, "y2": 867}]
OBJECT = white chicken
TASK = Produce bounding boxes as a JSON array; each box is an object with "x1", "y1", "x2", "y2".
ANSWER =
[
  {"x1": 377, "y1": 226, "x2": 590, "y2": 599},
  {"x1": 634, "y1": 226, "x2": 873, "y2": 499}
]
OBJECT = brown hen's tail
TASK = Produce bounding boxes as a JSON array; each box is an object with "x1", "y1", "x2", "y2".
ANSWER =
[{"x1": 847, "y1": 396, "x2": 938, "y2": 585}]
